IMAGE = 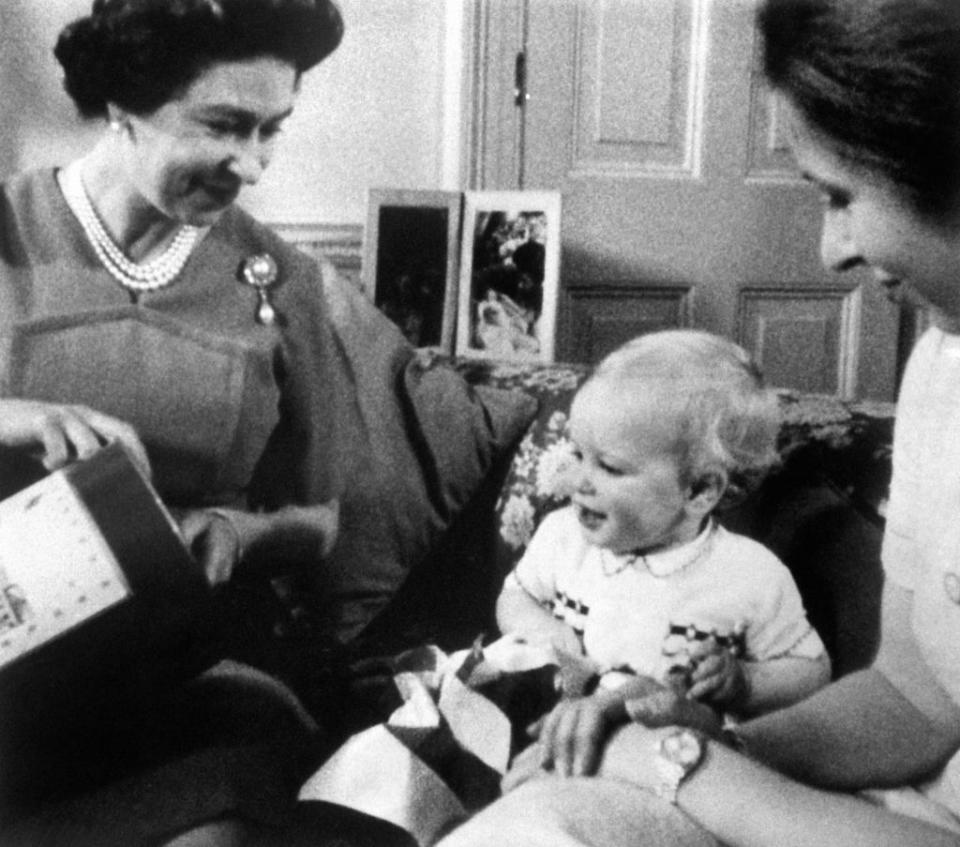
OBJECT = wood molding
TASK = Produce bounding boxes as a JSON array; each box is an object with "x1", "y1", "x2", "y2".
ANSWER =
[
  {"x1": 562, "y1": 282, "x2": 693, "y2": 364},
  {"x1": 268, "y1": 222, "x2": 363, "y2": 288},
  {"x1": 737, "y1": 284, "x2": 860, "y2": 399}
]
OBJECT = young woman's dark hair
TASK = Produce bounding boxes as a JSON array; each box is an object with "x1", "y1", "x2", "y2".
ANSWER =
[
  {"x1": 758, "y1": 0, "x2": 960, "y2": 218},
  {"x1": 55, "y1": 0, "x2": 344, "y2": 118}
]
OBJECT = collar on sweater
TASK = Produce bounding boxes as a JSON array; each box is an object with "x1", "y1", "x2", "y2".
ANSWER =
[{"x1": 602, "y1": 519, "x2": 717, "y2": 578}]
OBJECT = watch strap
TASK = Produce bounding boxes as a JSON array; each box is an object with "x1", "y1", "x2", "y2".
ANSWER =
[{"x1": 653, "y1": 729, "x2": 705, "y2": 804}]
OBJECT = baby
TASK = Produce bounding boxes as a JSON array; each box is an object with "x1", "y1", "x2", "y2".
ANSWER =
[{"x1": 496, "y1": 329, "x2": 830, "y2": 779}]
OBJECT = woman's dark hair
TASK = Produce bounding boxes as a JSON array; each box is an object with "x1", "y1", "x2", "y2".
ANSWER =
[
  {"x1": 55, "y1": 0, "x2": 344, "y2": 118},
  {"x1": 758, "y1": 0, "x2": 960, "y2": 217}
]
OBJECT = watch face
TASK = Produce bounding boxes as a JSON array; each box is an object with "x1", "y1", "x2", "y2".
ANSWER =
[{"x1": 662, "y1": 729, "x2": 703, "y2": 768}]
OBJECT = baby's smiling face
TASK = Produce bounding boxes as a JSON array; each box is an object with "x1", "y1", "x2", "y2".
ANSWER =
[{"x1": 566, "y1": 380, "x2": 703, "y2": 556}]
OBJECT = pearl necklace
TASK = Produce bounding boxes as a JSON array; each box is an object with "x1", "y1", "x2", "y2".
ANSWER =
[{"x1": 60, "y1": 166, "x2": 202, "y2": 293}]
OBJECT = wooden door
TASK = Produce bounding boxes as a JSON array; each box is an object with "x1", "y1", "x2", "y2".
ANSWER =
[{"x1": 468, "y1": 0, "x2": 902, "y2": 400}]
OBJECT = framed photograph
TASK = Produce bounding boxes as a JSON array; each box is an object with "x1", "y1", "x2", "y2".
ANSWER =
[
  {"x1": 362, "y1": 188, "x2": 463, "y2": 352},
  {"x1": 456, "y1": 190, "x2": 561, "y2": 363}
]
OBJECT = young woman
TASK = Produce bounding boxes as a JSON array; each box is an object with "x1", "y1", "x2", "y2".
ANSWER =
[{"x1": 438, "y1": 1, "x2": 960, "y2": 844}]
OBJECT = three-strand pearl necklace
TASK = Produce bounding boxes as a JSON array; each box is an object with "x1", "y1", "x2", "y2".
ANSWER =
[{"x1": 60, "y1": 165, "x2": 202, "y2": 293}]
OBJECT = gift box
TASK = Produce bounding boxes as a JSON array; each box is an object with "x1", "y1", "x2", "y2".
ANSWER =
[{"x1": 0, "y1": 444, "x2": 217, "y2": 778}]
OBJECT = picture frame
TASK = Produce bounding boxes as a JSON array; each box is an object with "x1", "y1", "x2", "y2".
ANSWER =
[
  {"x1": 362, "y1": 188, "x2": 463, "y2": 352},
  {"x1": 456, "y1": 190, "x2": 561, "y2": 363}
]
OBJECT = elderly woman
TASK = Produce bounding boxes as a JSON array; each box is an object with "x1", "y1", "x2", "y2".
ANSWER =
[
  {"x1": 0, "y1": 0, "x2": 344, "y2": 581},
  {"x1": 437, "y1": 0, "x2": 960, "y2": 845},
  {"x1": 0, "y1": 1, "x2": 417, "y2": 844}
]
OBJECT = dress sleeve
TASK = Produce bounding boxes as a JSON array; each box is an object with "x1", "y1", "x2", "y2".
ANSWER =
[{"x1": 881, "y1": 331, "x2": 935, "y2": 591}]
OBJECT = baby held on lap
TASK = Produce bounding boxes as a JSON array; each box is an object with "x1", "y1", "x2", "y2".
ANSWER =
[{"x1": 495, "y1": 329, "x2": 831, "y2": 779}]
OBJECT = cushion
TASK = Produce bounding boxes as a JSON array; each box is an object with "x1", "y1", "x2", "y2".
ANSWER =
[{"x1": 298, "y1": 270, "x2": 538, "y2": 645}]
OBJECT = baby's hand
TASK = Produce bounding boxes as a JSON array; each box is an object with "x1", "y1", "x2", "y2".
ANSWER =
[
  {"x1": 688, "y1": 636, "x2": 747, "y2": 708},
  {"x1": 534, "y1": 691, "x2": 627, "y2": 778}
]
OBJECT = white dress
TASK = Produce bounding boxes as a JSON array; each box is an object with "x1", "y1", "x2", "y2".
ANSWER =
[{"x1": 880, "y1": 326, "x2": 960, "y2": 827}]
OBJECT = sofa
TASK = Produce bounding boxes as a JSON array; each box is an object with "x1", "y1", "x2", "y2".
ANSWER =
[
  {"x1": 0, "y1": 267, "x2": 897, "y2": 844},
  {"x1": 241, "y1": 334, "x2": 896, "y2": 744}
]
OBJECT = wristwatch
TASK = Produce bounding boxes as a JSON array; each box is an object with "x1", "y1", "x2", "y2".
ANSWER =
[{"x1": 652, "y1": 729, "x2": 704, "y2": 804}]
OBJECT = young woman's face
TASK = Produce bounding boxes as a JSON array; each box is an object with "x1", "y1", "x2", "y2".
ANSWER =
[
  {"x1": 567, "y1": 381, "x2": 702, "y2": 556},
  {"x1": 783, "y1": 98, "x2": 960, "y2": 325},
  {"x1": 115, "y1": 56, "x2": 298, "y2": 227}
]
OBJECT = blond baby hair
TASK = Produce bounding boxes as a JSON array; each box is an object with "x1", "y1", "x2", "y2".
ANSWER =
[{"x1": 586, "y1": 330, "x2": 780, "y2": 508}]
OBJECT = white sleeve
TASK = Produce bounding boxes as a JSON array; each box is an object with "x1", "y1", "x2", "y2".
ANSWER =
[
  {"x1": 881, "y1": 331, "x2": 934, "y2": 591},
  {"x1": 743, "y1": 555, "x2": 826, "y2": 662},
  {"x1": 505, "y1": 507, "x2": 572, "y2": 605}
]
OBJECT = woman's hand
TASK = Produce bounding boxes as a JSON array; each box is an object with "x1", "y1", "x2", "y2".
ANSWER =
[
  {"x1": 621, "y1": 689, "x2": 722, "y2": 737},
  {"x1": 534, "y1": 690, "x2": 630, "y2": 778},
  {"x1": 0, "y1": 398, "x2": 150, "y2": 476},
  {"x1": 180, "y1": 500, "x2": 340, "y2": 586}
]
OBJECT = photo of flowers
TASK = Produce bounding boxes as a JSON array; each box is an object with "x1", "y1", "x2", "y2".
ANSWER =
[
  {"x1": 362, "y1": 188, "x2": 462, "y2": 352},
  {"x1": 456, "y1": 191, "x2": 562, "y2": 363}
]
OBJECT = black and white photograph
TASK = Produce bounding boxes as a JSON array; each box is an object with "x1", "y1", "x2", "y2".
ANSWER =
[
  {"x1": 363, "y1": 188, "x2": 462, "y2": 351},
  {"x1": 0, "y1": 0, "x2": 956, "y2": 844},
  {"x1": 457, "y1": 191, "x2": 561, "y2": 363}
]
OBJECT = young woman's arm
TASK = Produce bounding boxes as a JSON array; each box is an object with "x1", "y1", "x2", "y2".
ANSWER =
[
  {"x1": 598, "y1": 723, "x2": 960, "y2": 847},
  {"x1": 593, "y1": 578, "x2": 960, "y2": 846},
  {"x1": 740, "y1": 581, "x2": 960, "y2": 788}
]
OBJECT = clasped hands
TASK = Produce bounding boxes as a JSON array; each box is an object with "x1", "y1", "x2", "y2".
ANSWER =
[
  {"x1": 503, "y1": 632, "x2": 745, "y2": 792},
  {"x1": 0, "y1": 398, "x2": 339, "y2": 585}
]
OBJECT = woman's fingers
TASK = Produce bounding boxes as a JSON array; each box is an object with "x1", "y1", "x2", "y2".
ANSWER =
[
  {"x1": 538, "y1": 700, "x2": 607, "y2": 777},
  {"x1": 43, "y1": 408, "x2": 108, "y2": 467},
  {"x1": 76, "y1": 406, "x2": 151, "y2": 478},
  {"x1": 0, "y1": 399, "x2": 150, "y2": 477},
  {"x1": 572, "y1": 709, "x2": 606, "y2": 776}
]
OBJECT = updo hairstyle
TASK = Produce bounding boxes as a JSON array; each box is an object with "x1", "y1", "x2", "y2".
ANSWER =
[
  {"x1": 55, "y1": 0, "x2": 344, "y2": 118},
  {"x1": 586, "y1": 330, "x2": 780, "y2": 509},
  {"x1": 758, "y1": 0, "x2": 960, "y2": 219}
]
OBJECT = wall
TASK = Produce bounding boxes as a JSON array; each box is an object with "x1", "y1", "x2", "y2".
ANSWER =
[{"x1": 0, "y1": 0, "x2": 462, "y2": 229}]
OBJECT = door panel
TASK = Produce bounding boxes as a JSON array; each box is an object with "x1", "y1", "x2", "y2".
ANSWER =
[
  {"x1": 472, "y1": 0, "x2": 901, "y2": 400},
  {"x1": 738, "y1": 285, "x2": 861, "y2": 395},
  {"x1": 566, "y1": 282, "x2": 693, "y2": 364}
]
